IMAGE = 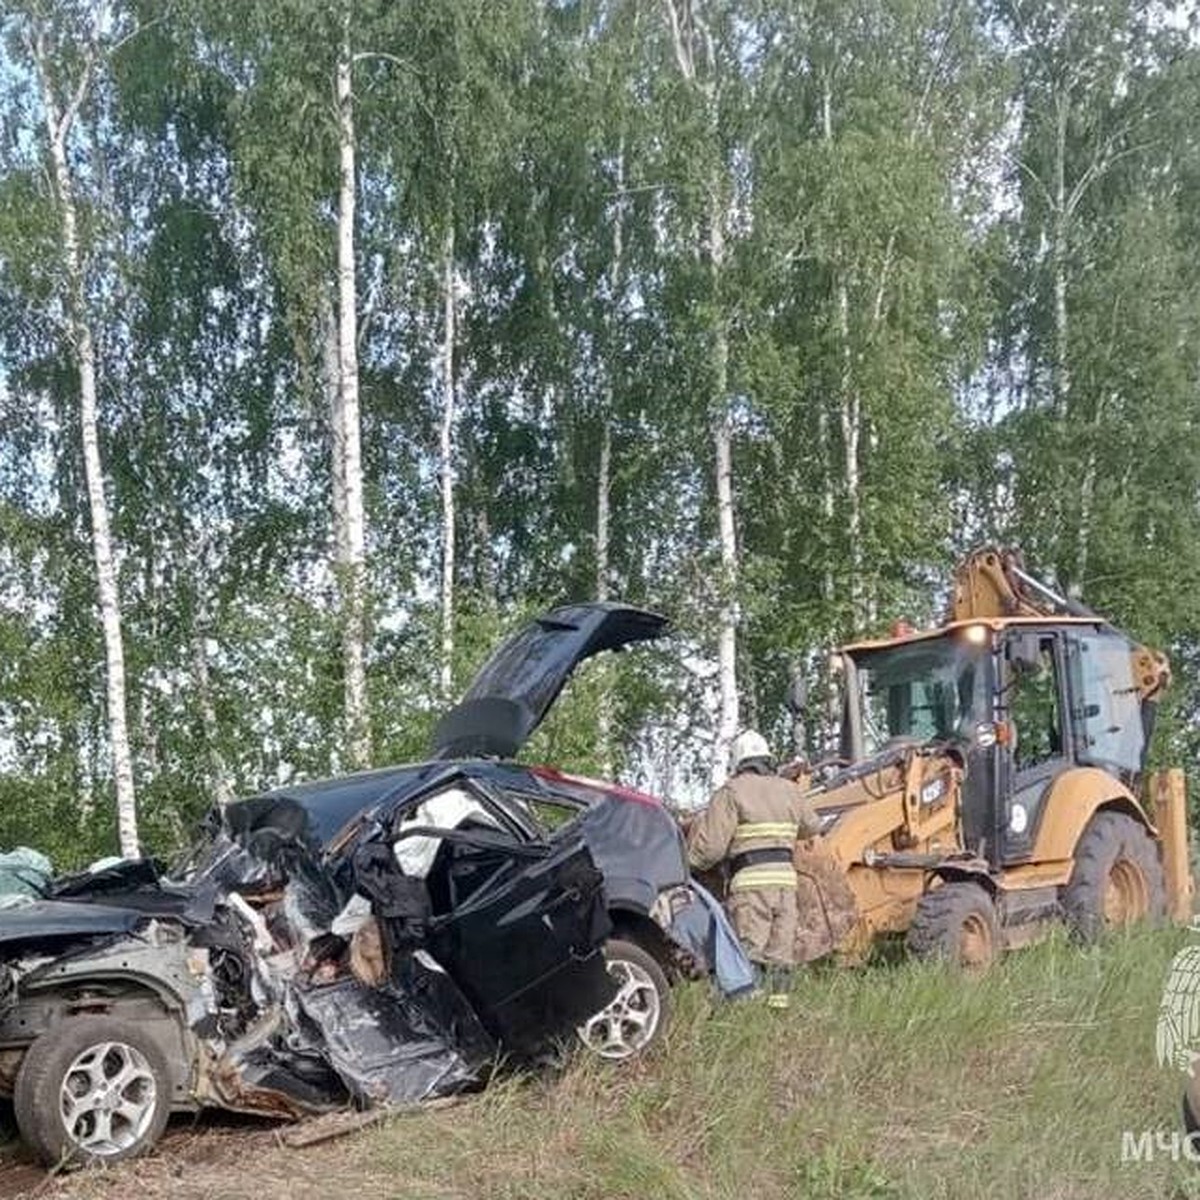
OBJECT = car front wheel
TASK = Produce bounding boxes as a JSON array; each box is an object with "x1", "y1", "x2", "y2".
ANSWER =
[
  {"x1": 576, "y1": 937, "x2": 670, "y2": 1061},
  {"x1": 14, "y1": 1017, "x2": 173, "y2": 1167}
]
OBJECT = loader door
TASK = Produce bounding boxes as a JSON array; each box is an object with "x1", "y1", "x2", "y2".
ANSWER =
[{"x1": 999, "y1": 629, "x2": 1070, "y2": 862}]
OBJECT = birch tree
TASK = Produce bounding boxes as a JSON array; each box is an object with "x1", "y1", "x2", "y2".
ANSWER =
[
  {"x1": 23, "y1": 4, "x2": 140, "y2": 857},
  {"x1": 438, "y1": 215, "x2": 457, "y2": 701},
  {"x1": 334, "y1": 1, "x2": 370, "y2": 765},
  {"x1": 661, "y1": 0, "x2": 740, "y2": 782}
]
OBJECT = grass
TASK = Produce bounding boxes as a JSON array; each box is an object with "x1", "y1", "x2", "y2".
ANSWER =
[{"x1": 10, "y1": 928, "x2": 1200, "y2": 1200}]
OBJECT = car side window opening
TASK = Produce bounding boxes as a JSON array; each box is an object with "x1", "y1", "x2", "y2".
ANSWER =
[
  {"x1": 515, "y1": 795, "x2": 581, "y2": 835},
  {"x1": 392, "y1": 785, "x2": 502, "y2": 879},
  {"x1": 390, "y1": 785, "x2": 535, "y2": 918},
  {"x1": 1009, "y1": 637, "x2": 1062, "y2": 771}
]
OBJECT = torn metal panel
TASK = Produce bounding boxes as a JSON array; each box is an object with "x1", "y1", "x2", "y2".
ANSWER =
[
  {"x1": 210, "y1": 1009, "x2": 349, "y2": 1118},
  {"x1": 295, "y1": 959, "x2": 493, "y2": 1106},
  {"x1": 0, "y1": 900, "x2": 147, "y2": 949}
]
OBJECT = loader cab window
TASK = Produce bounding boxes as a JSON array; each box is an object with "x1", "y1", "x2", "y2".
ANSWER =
[
  {"x1": 1006, "y1": 634, "x2": 1063, "y2": 772},
  {"x1": 849, "y1": 634, "x2": 990, "y2": 759},
  {"x1": 1065, "y1": 631, "x2": 1145, "y2": 782}
]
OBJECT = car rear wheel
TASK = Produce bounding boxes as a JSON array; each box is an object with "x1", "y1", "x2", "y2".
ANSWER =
[
  {"x1": 576, "y1": 938, "x2": 670, "y2": 1061},
  {"x1": 14, "y1": 1017, "x2": 172, "y2": 1167}
]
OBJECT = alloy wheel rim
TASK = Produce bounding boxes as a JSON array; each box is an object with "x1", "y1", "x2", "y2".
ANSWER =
[
  {"x1": 58, "y1": 1040, "x2": 158, "y2": 1157},
  {"x1": 577, "y1": 958, "x2": 662, "y2": 1060}
]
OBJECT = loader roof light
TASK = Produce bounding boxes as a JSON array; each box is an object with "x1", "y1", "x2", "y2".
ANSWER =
[{"x1": 961, "y1": 624, "x2": 989, "y2": 646}]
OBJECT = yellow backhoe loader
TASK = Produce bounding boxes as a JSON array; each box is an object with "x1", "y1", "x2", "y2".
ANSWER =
[{"x1": 791, "y1": 547, "x2": 1192, "y2": 967}]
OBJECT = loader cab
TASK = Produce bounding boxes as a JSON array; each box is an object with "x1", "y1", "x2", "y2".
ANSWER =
[
  {"x1": 840, "y1": 629, "x2": 997, "y2": 850},
  {"x1": 838, "y1": 620, "x2": 1153, "y2": 866},
  {"x1": 997, "y1": 621, "x2": 1149, "y2": 862}
]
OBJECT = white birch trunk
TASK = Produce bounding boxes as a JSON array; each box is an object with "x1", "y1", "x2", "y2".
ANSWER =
[
  {"x1": 1053, "y1": 95, "x2": 1070, "y2": 420},
  {"x1": 322, "y1": 294, "x2": 350, "y2": 569},
  {"x1": 710, "y1": 195, "x2": 739, "y2": 785},
  {"x1": 837, "y1": 280, "x2": 863, "y2": 618},
  {"x1": 595, "y1": 143, "x2": 626, "y2": 777},
  {"x1": 336, "y1": 12, "x2": 370, "y2": 767},
  {"x1": 662, "y1": 0, "x2": 740, "y2": 782},
  {"x1": 594, "y1": 417, "x2": 614, "y2": 777},
  {"x1": 597, "y1": 143, "x2": 624, "y2": 609},
  {"x1": 439, "y1": 219, "x2": 458, "y2": 701},
  {"x1": 33, "y1": 28, "x2": 139, "y2": 857},
  {"x1": 595, "y1": 419, "x2": 612, "y2": 605},
  {"x1": 824, "y1": 72, "x2": 864, "y2": 627}
]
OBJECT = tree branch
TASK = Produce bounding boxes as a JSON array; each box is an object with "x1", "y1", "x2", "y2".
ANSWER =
[{"x1": 661, "y1": 0, "x2": 693, "y2": 81}]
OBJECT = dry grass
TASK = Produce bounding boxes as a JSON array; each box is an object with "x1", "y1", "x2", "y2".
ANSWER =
[{"x1": 5, "y1": 928, "x2": 1200, "y2": 1199}]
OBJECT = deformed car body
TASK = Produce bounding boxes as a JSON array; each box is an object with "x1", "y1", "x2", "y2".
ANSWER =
[{"x1": 0, "y1": 603, "x2": 737, "y2": 1166}]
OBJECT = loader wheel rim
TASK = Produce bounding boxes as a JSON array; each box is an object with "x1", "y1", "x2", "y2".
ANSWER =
[
  {"x1": 1103, "y1": 858, "x2": 1148, "y2": 927},
  {"x1": 959, "y1": 913, "x2": 994, "y2": 969},
  {"x1": 58, "y1": 1040, "x2": 158, "y2": 1157}
]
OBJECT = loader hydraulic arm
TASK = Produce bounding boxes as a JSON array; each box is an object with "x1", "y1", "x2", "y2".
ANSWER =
[{"x1": 949, "y1": 547, "x2": 1170, "y2": 702}]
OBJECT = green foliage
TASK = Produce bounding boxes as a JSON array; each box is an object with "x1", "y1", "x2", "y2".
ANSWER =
[{"x1": 1, "y1": 0, "x2": 1199, "y2": 855}]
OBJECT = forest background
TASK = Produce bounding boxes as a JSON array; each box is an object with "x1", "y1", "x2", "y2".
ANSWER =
[{"x1": 1, "y1": 0, "x2": 1198, "y2": 863}]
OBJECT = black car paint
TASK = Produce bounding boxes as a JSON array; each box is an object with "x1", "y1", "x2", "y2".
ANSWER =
[
  {"x1": 252, "y1": 757, "x2": 690, "y2": 927},
  {"x1": 204, "y1": 752, "x2": 691, "y2": 1058},
  {"x1": 0, "y1": 900, "x2": 147, "y2": 948},
  {"x1": 431, "y1": 603, "x2": 669, "y2": 759}
]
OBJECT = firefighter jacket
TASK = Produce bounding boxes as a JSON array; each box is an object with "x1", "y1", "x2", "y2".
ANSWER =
[{"x1": 686, "y1": 766, "x2": 822, "y2": 967}]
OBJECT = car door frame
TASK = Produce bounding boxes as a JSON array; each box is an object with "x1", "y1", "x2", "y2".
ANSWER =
[{"x1": 370, "y1": 773, "x2": 615, "y2": 1050}]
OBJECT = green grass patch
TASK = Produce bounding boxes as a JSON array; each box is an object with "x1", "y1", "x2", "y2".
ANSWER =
[
  {"x1": 43, "y1": 929, "x2": 1200, "y2": 1200},
  {"x1": 344, "y1": 929, "x2": 1200, "y2": 1200}
]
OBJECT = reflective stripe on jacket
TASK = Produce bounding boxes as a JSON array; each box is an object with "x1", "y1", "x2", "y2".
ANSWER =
[
  {"x1": 729, "y1": 863, "x2": 800, "y2": 892},
  {"x1": 686, "y1": 768, "x2": 820, "y2": 892}
]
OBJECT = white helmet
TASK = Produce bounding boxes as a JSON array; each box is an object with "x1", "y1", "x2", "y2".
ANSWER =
[{"x1": 731, "y1": 729, "x2": 771, "y2": 770}]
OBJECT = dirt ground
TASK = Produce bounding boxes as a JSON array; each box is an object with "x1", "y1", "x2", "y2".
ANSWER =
[{"x1": 0, "y1": 1109, "x2": 360, "y2": 1200}]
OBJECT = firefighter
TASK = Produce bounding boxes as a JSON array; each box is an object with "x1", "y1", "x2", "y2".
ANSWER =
[{"x1": 686, "y1": 730, "x2": 821, "y2": 1009}]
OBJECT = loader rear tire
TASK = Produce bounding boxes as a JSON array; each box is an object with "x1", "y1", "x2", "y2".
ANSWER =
[
  {"x1": 1062, "y1": 811, "x2": 1165, "y2": 942},
  {"x1": 906, "y1": 881, "x2": 999, "y2": 971}
]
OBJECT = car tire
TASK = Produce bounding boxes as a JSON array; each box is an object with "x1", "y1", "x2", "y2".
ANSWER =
[
  {"x1": 14, "y1": 1017, "x2": 173, "y2": 1168},
  {"x1": 906, "y1": 881, "x2": 999, "y2": 970},
  {"x1": 1062, "y1": 811, "x2": 1166, "y2": 942},
  {"x1": 576, "y1": 937, "x2": 671, "y2": 1061}
]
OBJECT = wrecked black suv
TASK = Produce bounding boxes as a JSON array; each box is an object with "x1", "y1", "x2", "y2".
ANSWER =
[{"x1": 0, "y1": 604, "x2": 719, "y2": 1166}]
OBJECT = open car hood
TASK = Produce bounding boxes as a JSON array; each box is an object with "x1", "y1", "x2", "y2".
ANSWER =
[{"x1": 431, "y1": 602, "x2": 669, "y2": 759}]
